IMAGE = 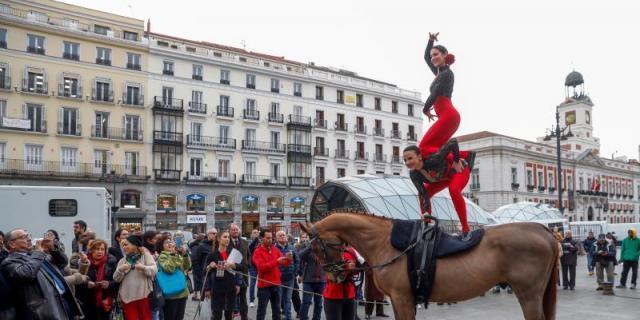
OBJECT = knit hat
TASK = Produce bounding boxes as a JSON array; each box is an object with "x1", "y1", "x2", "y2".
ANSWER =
[{"x1": 126, "y1": 234, "x2": 143, "y2": 247}]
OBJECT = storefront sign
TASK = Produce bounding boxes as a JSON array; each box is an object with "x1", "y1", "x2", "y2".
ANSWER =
[
  {"x1": 2, "y1": 117, "x2": 31, "y2": 129},
  {"x1": 291, "y1": 214, "x2": 308, "y2": 221},
  {"x1": 267, "y1": 214, "x2": 284, "y2": 221},
  {"x1": 187, "y1": 215, "x2": 207, "y2": 224}
]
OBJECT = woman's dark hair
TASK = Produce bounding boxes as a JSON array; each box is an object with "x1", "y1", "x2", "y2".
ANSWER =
[
  {"x1": 259, "y1": 227, "x2": 272, "y2": 238},
  {"x1": 433, "y1": 44, "x2": 448, "y2": 55},
  {"x1": 47, "y1": 229, "x2": 60, "y2": 241},
  {"x1": 114, "y1": 228, "x2": 125, "y2": 242},
  {"x1": 155, "y1": 234, "x2": 172, "y2": 253},
  {"x1": 403, "y1": 145, "x2": 421, "y2": 155},
  {"x1": 143, "y1": 230, "x2": 159, "y2": 244}
]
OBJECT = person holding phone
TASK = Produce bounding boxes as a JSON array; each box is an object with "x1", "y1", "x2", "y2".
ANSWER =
[
  {"x1": 77, "y1": 239, "x2": 118, "y2": 320},
  {"x1": 157, "y1": 234, "x2": 192, "y2": 320},
  {"x1": 204, "y1": 230, "x2": 242, "y2": 320}
]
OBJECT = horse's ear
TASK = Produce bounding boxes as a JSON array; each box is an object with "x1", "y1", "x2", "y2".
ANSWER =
[{"x1": 299, "y1": 221, "x2": 312, "y2": 235}]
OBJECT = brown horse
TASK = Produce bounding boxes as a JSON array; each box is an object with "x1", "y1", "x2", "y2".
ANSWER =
[{"x1": 299, "y1": 212, "x2": 558, "y2": 320}]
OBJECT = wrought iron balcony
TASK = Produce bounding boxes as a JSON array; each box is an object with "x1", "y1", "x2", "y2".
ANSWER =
[
  {"x1": 390, "y1": 130, "x2": 402, "y2": 139},
  {"x1": 153, "y1": 96, "x2": 184, "y2": 112},
  {"x1": 184, "y1": 172, "x2": 236, "y2": 184},
  {"x1": 334, "y1": 149, "x2": 350, "y2": 160},
  {"x1": 246, "y1": 83, "x2": 256, "y2": 89},
  {"x1": 289, "y1": 177, "x2": 311, "y2": 187},
  {"x1": 314, "y1": 119, "x2": 327, "y2": 129},
  {"x1": 373, "y1": 127, "x2": 385, "y2": 137},
  {"x1": 21, "y1": 78, "x2": 48, "y2": 95},
  {"x1": 391, "y1": 155, "x2": 402, "y2": 164},
  {"x1": 334, "y1": 122, "x2": 348, "y2": 132},
  {"x1": 91, "y1": 88, "x2": 114, "y2": 103},
  {"x1": 294, "y1": 91, "x2": 302, "y2": 97},
  {"x1": 91, "y1": 126, "x2": 143, "y2": 141},
  {"x1": 126, "y1": 63, "x2": 141, "y2": 71},
  {"x1": 153, "y1": 130, "x2": 183, "y2": 144},
  {"x1": 217, "y1": 106, "x2": 234, "y2": 117},
  {"x1": 57, "y1": 123, "x2": 81, "y2": 136},
  {"x1": 122, "y1": 92, "x2": 144, "y2": 106},
  {"x1": 268, "y1": 113, "x2": 284, "y2": 123},
  {"x1": 220, "y1": 79, "x2": 230, "y2": 85},
  {"x1": 314, "y1": 147, "x2": 329, "y2": 157},
  {"x1": 374, "y1": 153, "x2": 386, "y2": 163},
  {"x1": 0, "y1": 159, "x2": 147, "y2": 180},
  {"x1": 288, "y1": 144, "x2": 312, "y2": 154},
  {"x1": 95, "y1": 58, "x2": 111, "y2": 66},
  {"x1": 162, "y1": 69, "x2": 174, "y2": 76},
  {"x1": 243, "y1": 109, "x2": 260, "y2": 121},
  {"x1": 289, "y1": 115, "x2": 312, "y2": 126},
  {"x1": 186, "y1": 135, "x2": 236, "y2": 150},
  {"x1": 154, "y1": 169, "x2": 181, "y2": 181},
  {"x1": 58, "y1": 83, "x2": 82, "y2": 99},
  {"x1": 271, "y1": 87, "x2": 280, "y2": 93},
  {"x1": 407, "y1": 132, "x2": 418, "y2": 141},
  {"x1": 0, "y1": 118, "x2": 47, "y2": 133},
  {"x1": 62, "y1": 52, "x2": 79, "y2": 61},
  {"x1": 192, "y1": 74, "x2": 203, "y2": 81},
  {"x1": 354, "y1": 125, "x2": 367, "y2": 135},
  {"x1": 354, "y1": 151, "x2": 369, "y2": 161},
  {"x1": 188, "y1": 102, "x2": 207, "y2": 114},
  {"x1": 241, "y1": 140, "x2": 286, "y2": 153},
  {"x1": 27, "y1": 46, "x2": 45, "y2": 55},
  {"x1": 240, "y1": 174, "x2": 287, "y2": 186}
]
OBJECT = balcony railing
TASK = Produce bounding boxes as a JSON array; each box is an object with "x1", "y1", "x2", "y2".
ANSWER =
[
  {"x1": 122, "y1": 92, "x2": 144, "y2": 106},
  {"x1": 314, "y1": 147, "x2": 329, "y2": 157},
  {"x1": 390, "y1": 130, "x2": 402, "y2": 139},
  {"x1": 188, "y1": 102, "x2": 207, "y2": 114},
  {"x1": 126, "y1": 63, "x2": 142, "y2": 71},
  {"x1": 153, "y1": 130, "x2": 183, "y2": 144},
  {"x1": 57, "y1": 123, "x2": 81, "y2": 136},
  {"x1": 314, "y1": 119, "x2": 327, "y2": 129},
  {"x1": 334, "y1": 149, "x2": 350, "y2": 160},
  {"x1": 373, "y1": 127, "x2": 385, "y2": 137},
  {"x1": 294, "y1": 91, "x2": 302, "y2": 97},
  {"x1": 91, "y1": 126, "x2": 143, "y2": 141},
  {"x1": 0, "y1": 118, "x2": 47, "y2": 133},
  {"x1": 354, "y1": 125, "x2": 367, "y2": 135},
  {"x1": 217, "y1": 106, "x2": 234, "y2": 117},
  {"x1": 246, "y1": 83, "x2": 256, "y2": 89},
  {"x1": 354, "y1": 151, "x2": 368, "y2": 161},
  {"x1": 57, "y1": 83, "x2": 83, "y2": 99},
  {"x1": 154, "y1": 169, "x2": 181, "y2": 181},
  {"x1": 268, "y1": 113, "x2": 284, "y2": 123},
  {"x1": 288, "y1": 144, "x2": 312, "y2": 154},
  {"x1": 62, "y1": 52, "x2": 79, "y2": 61},
  {"x1": 289, "y1": 115, "x2": 312, "y2": 126},
  {"x1": 241, "y1": 140, "x2": 286, "y2": 153},
  {"x1": 407, "y1": 132, "x2": 418, "y2": 141},
  {"x1": 192, "y1": 74, "x2": 203, "y2": 81},
  {"x1": 27, "y1": 46, "x2": 45, "y2": 55},
  {"x1": 95, "y1": 58, "x2": 111, "y2": 66},
  {"x1": 391, "y1": 155, "x2": 402, "y2": 164},
  {"x1": 243, "y1": 109, "x2": 260, "y2": 121},
  {"x1": 289, "y1": 177, "x2": 311, "y2": 187},
  {"x1": 21, "y1": 78, "x2": 48, "y2": 94},
  {"x1": 184, "y1": 172, "x2": 236, "y2": 184},
  {"x1": 220, "y1": 79, "x2": 230, "y2": 85},
  {"x1": 374, "y1": 153, "x2": 387, "y2": 163},
  {"x1": 162, "y1": 69, "x2": 174, "y2": 76},
  {"x1": 153, "y1": 96, "x2": 184, "y2": 111},
  {"x1": 186, "y1": 135, "x2": 236, "y2": 150},
  {"x1": 91, "y1": 88, "x2": 114, "y2": 103},
  {"x1": 240, "y1": 175, "x2": 287, "y2": 186},
  {"x1": 0, "y1": 159, "x2": 147, "y2": 179},
  {"x1": 335, "y1": 122, "x2": 348, "y2": 132},
  {"x1": 271, "y1": 87, "x2": 280, "y2": 93}
]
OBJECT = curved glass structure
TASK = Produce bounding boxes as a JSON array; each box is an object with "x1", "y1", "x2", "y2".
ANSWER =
[
  {"x1": 311, "y1": 175, "x2": 496, "y2": 231},
  {"x1": 492, "y1": 202, "x2": 563, "y2": 224}
]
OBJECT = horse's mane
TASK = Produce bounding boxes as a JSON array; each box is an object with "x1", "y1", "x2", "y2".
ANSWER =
[{"x1": 325, "y1": 208, "x2": 393, "y2": 221}]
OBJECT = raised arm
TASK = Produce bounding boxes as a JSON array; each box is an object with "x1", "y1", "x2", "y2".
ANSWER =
[{"x1": 424, "y1": 38, "x2": 437, "y2": 75}]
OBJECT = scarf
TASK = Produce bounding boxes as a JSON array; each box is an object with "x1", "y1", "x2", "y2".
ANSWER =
[{"x1": 89, "y1": 254, "x2": 112, "y2": 311}]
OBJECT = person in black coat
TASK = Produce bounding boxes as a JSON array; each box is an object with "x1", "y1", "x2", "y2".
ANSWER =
[
  {"x1": 108, "y1": 229, "x2": 129, "y2": 262},
  {"x1": 204, "y1": 230, "x2": 242, "y2": 320},
  {"x1": 191, "y1": 228, "x2": 217, "y2": 300},
  {"x1": 77, "y1": 239, "x2": 118, "y2": 320},
  {"x1": 560, "y1": 230, "x2": 579, "y2": 290}
]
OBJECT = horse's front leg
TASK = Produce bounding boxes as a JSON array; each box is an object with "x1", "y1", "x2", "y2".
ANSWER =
[{"x1": 389, "y1": 293, "x2": 416, "y2": 320}]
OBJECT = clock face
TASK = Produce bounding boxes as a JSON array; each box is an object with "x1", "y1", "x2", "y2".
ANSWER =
[
  {"x1": 565, "y1": 111, "x2": 576, "y2": 125},
  {"x1": 585, "y1": 111, "x2": 591, "y2": 124}
]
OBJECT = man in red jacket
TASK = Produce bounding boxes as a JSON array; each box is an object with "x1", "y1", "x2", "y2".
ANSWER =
[{"x1": 252, "y1": 228, "x2": 291, "y2": 320}]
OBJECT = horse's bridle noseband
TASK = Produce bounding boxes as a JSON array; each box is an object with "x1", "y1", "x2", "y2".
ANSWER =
[{"x1": 308, "y1": 225, "x2": 350, "y2": 278}]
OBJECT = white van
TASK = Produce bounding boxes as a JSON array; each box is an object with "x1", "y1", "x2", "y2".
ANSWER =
[{"x1": 0, "y1": 185, "x2": 111, "y2": 254}]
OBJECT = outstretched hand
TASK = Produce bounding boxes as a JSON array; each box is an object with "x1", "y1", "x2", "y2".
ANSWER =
[
  {"x1": 423, "y1": 107, "x2": 437, "y2": 122},
  {"x1": 429, "y1": 32, "x2": 439, "y2": 41}
]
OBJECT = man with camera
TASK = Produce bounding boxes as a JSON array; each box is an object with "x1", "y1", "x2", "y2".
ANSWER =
[
  {"x1": 560, "y1": 230, "x2": 579, "y2": 290},
  {"x1": 592, "y1": 233, "x2": 617, "y2": 290}
]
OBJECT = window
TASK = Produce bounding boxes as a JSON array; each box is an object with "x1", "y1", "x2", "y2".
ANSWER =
[
  {"x1": 25, "y1": 145, "x2": 43, "y2": 168},
  {"x1": 245, "y1": 161, "x2": 256, "y2": 176},
  {"x1": 0, "y1": 100, "x2": 5, "y2": 121},
  {"x1": 294, "y1": 82, "x2": 302, "y2": 97},
  {"x1": 186, "y1": 194, "x2": 206, "y2": 211},
  {"x1": 163, "y1": 61, "x2": 174, "y2": 75},
  {"x1": 124, "y1": 115, "x2": 141, "y2": 140},
  {"x1": 337, "y1": 90, "x2": 344, "y2": 104},
  {"x1": 527, "y1": 170, "x2": 533, "y2": 186},
  {"x1": 511, "y1": 168, "x2": 518, "y2": 184},
  {"x1": 0, "y1": 28, "x2": 6, "y2": 48},
  {"x1": 27, "y1": 34, "x2": 45, "y2": 54},
  {"x1": 60, "y1": 147, "x2": 78, "y2": 170},
  {"x1": 392, "y1": 101, "x2": 398, "y2": 113},
  {"x1": 270, "y1": 131, "x2": 280, "y2": 148},
  {"x1": 579, "y1": 177, "x2": 584, "y2": 191},
  {"x1": 93, "y1": 79, "x2": 112, "y2": 102},
  {"x1": 245, "y1": 128, "x2": 257, "y2": 143},
  {"x1": 0, "y1": 142, "x2": 5, "y2": 167},
  {"x1": 125, "y1": 84, "x2": 142, "y2": 105},
  {"x1": 270, "y1": 163, "x2": 280, "y2": 179},
  {"x1": 121, "y1": 190, "x2": 141, "y2": 208},
  {"x1": 93, "y1": 149, "x2": 110, "y2": 174},
  {"x1": 25, "y1": 70, "x2": 46, "y2": 94},
  {"x1": 48, "y1": 199, "x2": 77, "y2": 217},
  {"x1": 218, "y1": 159, "x2": 230, "y2": 178},
  {"x1": 61, "y1": 76, "x2": 80, "y2": 98},
  {"x1": 190, "y1": 158, "x2": 202, "y2": 177},
  {"x1": 0, "y1": 64, "x2": 8, "y2": 89},
  {"x1": 24, "y1": 104, "x2": 44, "y2": 132},
  {"x1": 337, "y1": 168, "x2": 346, "y2": 178},
  {"x1": 271, "y1": 78, "x2": 280, "y2": 93},
  {"x1": 374, "y1": 97, "x2": 381, "y2": 110},
  {"x1": 408, "y1": 104, "x2": 414, "y2": 116},
  {"x1": 126, "y1": 53, "x2": 141, "y2": 70},
  {"x1": 125, "y1": 152, "x2": 139, "y2": 175},
  {"x1": 191, "y1": 91, "x2": 204, "y2": 112},
  {"x1": 96, "y1": 47, "x2": 111, "y2": 65},
  {"x1": 408, "y1": 125, "x2": 416, "y2": 140},
  {"x1": 219, "y1": 125, "x2": 230, "y2": 144},
  {"x1": 357, "y1": 169, "x2": 365, "y2": 175},
  {"x1": 220, "y1": 70, "x2": 230, "y2": 84},
  {"x1": 215, "y1": 194, "x2": 233, "y2": 212},
  {"x1": 93, "y1": 25, "x2": 110, "y2": 36},
  {"x1": 315, "y1": 86, "x2": 324, "y2": 100},
  {"x1": 63, "y1": 42, "x2": 79, "y2": 60},
  {"x1": 471, "y1": 168, "x2": 480, "y2": 189},
  {"x1": 94, "y1": 112, "x2": 109, "y2": 138},
  {"x1": 162, "y1": 87, "x2": 174, "y2": 104},
  {"x1": 241, "y1": 195, "x2": 259, "y2": 212},
  {"x1": 192, "y1": 65, "x2": 203, "y2": 80},
  {"x1": 356, "y1": 94, "x2": 363, "y2": 107},
  {"x1": 316, "y1": 167, "x2": 325, "y2": 185},
  {"x1": 246, "y1": 74, "x2": 256, "y2": 89},
  {"x1": 538, "y1": 172, "x2": 544, "y2": 188},
  {"x1": 156, "y1": 194, "x2": 176, "y2": 211},
  {"x1": 123, "y1": 31, "x2": 138, "y2": 41},
  {"x1": 59, "y1": 108, "x2": 79, "y2": 135},
  {"x1": 548, "y1": 173, "x2": 554, "y2": 189},
  {"x1": 190, "y1": 122, "x2": 202, "y2": 142}
]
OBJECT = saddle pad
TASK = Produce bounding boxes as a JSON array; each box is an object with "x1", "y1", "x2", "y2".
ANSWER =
[{"x1": 390, "y1": 219, "x2": 485, "y2": 258}]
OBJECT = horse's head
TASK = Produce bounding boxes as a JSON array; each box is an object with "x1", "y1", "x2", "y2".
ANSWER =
[{"x1": 300, "y1": 221, "x2": 350, "y2": 283}]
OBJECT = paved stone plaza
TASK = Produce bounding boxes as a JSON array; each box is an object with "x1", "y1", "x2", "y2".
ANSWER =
[{"x1": 184, "y1": 256, "x2": 640, "y2": 319}]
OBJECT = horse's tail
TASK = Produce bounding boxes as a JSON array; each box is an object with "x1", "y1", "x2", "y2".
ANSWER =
[{"x1": 542, "y1": 240, "x2": 558, "y2": 320}]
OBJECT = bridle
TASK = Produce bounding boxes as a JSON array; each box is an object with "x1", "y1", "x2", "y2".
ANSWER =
[{"x1": 308, "y1": 225, "x2": 349, "y2": 278}]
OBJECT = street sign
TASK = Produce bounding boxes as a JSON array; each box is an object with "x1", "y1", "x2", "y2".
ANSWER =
[{"x1": 186, "y1": 215, "x2": 207, "y2": 224}]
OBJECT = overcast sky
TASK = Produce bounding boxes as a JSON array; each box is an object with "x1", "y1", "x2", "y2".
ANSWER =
[{"x1": 65, "y1": 0, "x2": 640, "y2": 160}]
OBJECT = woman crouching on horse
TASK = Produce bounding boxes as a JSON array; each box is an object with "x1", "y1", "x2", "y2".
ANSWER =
[
  {"x1": 404, "y1": 139, "x2": 474, "y2": 240},
  {"x1": 323, "y1": 246, "x2": 359, "y2": 320}
]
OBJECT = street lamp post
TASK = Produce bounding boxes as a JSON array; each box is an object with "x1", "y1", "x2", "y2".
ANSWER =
[
  {"x1": 100, "y1": 170, "x2": 128, "y2": 239},
  {"x1": 544, "y1": 106, "x2": 573, "y2": 214}
]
